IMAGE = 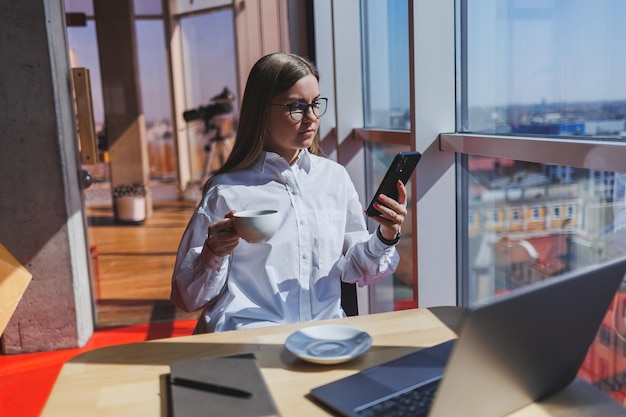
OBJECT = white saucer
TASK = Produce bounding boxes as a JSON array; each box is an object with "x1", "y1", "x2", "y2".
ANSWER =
[{"x1": 285, "y1": 324, "x2": 372, "y2": 365}]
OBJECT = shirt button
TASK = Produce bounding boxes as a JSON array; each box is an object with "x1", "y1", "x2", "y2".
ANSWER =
[{"x1": 299, "y1": 220, "x2": 305, "y2": 225}]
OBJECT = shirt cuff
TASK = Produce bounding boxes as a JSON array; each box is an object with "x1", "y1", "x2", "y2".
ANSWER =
[
  {"x1": 196, "y1": 240, "x2": 225, "y2": 272},
  {"x1": 376, "y1": 226, "x2": 401, "y2": 246}
]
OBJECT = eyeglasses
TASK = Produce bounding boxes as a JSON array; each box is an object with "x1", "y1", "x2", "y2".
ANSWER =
[{"x1": 270, "y1": 98, "x2": 328, "y2": 121}]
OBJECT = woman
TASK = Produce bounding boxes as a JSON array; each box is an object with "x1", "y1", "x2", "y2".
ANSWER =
[{"x1": 171, "y1": 52, "x2": 407, "y2": 333}]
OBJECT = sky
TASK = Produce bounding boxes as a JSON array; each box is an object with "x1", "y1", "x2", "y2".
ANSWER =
[
  {"x1": 66, "y1": 0, "x2": 626, "y2": 124},
  {"x1": 467, "y1": 0, "x2": 626, "y2": 107}
]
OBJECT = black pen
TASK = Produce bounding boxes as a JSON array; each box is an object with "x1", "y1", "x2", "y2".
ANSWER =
[{"x1": 171, "y1": 376, "x2": 253, "y2": 399}]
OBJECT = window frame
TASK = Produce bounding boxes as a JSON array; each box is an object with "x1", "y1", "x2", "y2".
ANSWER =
[
  {"x1": 447, "y1": 0, "x2": 626, "y2": 308},
  {"x1": 314, "y1": 0, "x2": 626, "y2": 312},
  {"x1": 440, "y1": 133, "x2": 626, "y2": 174},
  {"x1": 314, "y1": 0, "x2": 458, "y2": 311}
]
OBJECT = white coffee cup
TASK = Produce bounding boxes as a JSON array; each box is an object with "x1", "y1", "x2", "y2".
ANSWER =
[{"x1": 232, "y1": 210, "x2": 280, "y2": 243}]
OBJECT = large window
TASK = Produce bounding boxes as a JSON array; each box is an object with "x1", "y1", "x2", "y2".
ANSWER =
[
  {"x1": 464, "y1": 157, "x2": 623, "y2": 305},
  {"x1": 135, "y1": 15, "x2": 176, "y2": 181},
  {"x1": 65, "y1": 1, "x2": 108, "y2": 187},
  {"x1": 319, "y1": 0, "x2": 626, "y2": 406},
  {"x1": 66, "y1": 20, "x2": 103, "y2": 126},
  {"x1": 365, "y1": 142, "x2": 414, "y2": 312},
  {"x1": 361, "y1": 0, "x2": 409, "y2": 130},
  {"x1": 65, "y1": 0, "x2": 176, "y2": 183},
  {"x1": 178, "y1": 9, "x2": 238, "y2": 184},
  {"x1": 458, "y1": 0, "x2": 626, "y2": 307},
  {"x1": 462, "y1": 0, "x2": 626, "y2": 136},
  {"x1": 456, "y1": 0, "x2": 626, "y2": 404},
  {"x1": 360, "y1": 0, "x2": 414, "y2": 312}
]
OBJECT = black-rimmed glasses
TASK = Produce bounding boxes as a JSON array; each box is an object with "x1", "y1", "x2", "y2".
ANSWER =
[{"x1": 270, "y1": 98, "x2": 328, "y2": 121}]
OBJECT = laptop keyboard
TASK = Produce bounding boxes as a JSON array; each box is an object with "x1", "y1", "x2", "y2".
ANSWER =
[{"x1": 354, "y1": 378, "x2": 441, "y2": 417}]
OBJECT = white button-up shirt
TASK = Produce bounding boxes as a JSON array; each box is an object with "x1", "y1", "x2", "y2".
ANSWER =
[{"x1": 171, "y1": 150, "x2": 399, "y2": 332}]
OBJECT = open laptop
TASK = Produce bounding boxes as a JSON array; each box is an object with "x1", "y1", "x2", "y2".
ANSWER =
[{"x1": 310, "y1": 256, "x2": 626, "y2": 417}]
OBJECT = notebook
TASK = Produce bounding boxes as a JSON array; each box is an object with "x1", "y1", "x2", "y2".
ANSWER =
[
  {"x1": 168, "y1": 353, "x2": 279, "y2": 417},
  {"x1": 310, "y1": 256, "x2": 626, "y2": 417}
]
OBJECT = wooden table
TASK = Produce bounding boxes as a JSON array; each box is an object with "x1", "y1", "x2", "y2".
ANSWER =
[{"x1": 42, "y1": 308, "x2": 626, "y2": 416}]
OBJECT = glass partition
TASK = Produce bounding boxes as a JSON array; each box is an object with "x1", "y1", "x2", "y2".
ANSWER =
[
  {"x1": 458, "y1": 0, "x2": 626, "y2": 403},
  {"x1": 135, "y1": 19, "x2": 175, "y2": 180},
  {"x1": 360, "y1": 0, "x2": 414, "y2": 312},
  {"x1": 179, "y1": 9, "x2": 238, "y2": 183},
  {"x1": 172, "y1": 0, "x2": 232, "y2": 15},
  {"x1": 465, "y1": 156, "x2": 624, "y2": 305},
  {"x1": 365, "y1": 142, "x2": 415, "y2": 312},
  {"x1": 66, "y1": 19, "x2": 109, "y2": 183},
  {"x1": 361, "y1": 0, "x2": 409, "y2": 130},
  {"x1": 133, "y1": 0, "x2": 162, "y2": 15},
  {"x1": 65, "y1": 0, "x2": 93, "y2": 15},
  {"x1": 463, "y1": 0, "x2": 626, "y2": 137},
  {"x1": 66, "y1": 21, "x2": 103, "y2": 126}
]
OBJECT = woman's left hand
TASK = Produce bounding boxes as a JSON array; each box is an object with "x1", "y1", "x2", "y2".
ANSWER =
[{"x1": 369, "y1": 180, "x2": 407, "y2": 241}]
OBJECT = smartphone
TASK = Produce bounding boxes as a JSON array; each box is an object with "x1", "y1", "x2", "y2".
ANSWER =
[{"x1": 366, "y1": 151, "x2": 421, "y2": 217}]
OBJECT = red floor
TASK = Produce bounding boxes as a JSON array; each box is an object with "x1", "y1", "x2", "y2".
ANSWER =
[{"x1": 0, "y1": 320, "x2": 196, "y2": 417}]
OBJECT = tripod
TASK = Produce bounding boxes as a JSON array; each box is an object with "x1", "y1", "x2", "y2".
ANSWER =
[
  {"x1": 199, "y1": 116, "x2": 235, "y2": 186},
  {"x1": 182, "y1": 87, "x2": 236, "y2": 198}
]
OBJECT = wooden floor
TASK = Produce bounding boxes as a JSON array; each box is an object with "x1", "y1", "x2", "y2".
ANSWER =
[{"x1": 88, "y1": 200, "x2": 200, "y2": 328}]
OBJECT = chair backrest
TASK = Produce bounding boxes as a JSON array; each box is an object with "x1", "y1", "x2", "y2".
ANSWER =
[{"x1": 341, "y1": 282, "x2": 358, "y2": 316}]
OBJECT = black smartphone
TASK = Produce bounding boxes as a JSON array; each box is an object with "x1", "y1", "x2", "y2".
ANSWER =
[{"x1": 366, "y1": 151, "x2": 421, "y2": 217}]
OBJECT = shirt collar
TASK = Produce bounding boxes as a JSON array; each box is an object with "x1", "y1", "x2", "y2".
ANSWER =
[
  {"x1": 294, "y1": 149, "x2": 312, "y2": 172},
  {"x1": 255, "y1": 149, "x2": 313, "y2": 173}
]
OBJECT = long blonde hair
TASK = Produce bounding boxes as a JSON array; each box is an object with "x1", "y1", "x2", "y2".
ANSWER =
[{"x1": 205, "y1": 53, "x2": 322, "y2": 191}]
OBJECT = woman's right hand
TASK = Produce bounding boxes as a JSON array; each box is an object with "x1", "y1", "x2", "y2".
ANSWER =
[{"x1": 204, "y1": 210, "x2": 239, "y2": 257}]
